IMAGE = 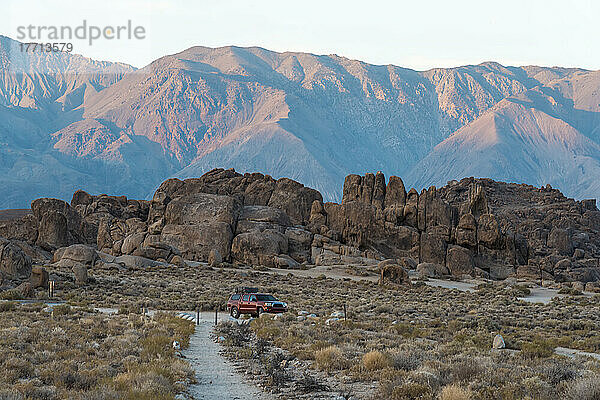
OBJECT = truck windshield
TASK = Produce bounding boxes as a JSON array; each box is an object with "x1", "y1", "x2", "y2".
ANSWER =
[{"x1": 256, "y1": 294, "x2": 277, "y2": 301}]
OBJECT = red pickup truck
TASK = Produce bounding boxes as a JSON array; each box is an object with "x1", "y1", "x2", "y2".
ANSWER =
[{"x1": 227, "y1": 291, "x2": 288, "y2": 318}]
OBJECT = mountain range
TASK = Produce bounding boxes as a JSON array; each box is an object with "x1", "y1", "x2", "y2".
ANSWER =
[{"x1": 1, "y1": 35, "x2": 599, "y2": 208}]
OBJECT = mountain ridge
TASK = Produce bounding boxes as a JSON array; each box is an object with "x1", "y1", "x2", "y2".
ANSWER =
[{"x1": 1, "y1": 35, "x2": 599, "y2": 208}]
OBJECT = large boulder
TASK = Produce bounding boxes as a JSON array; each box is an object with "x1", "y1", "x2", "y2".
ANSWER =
[
  {"x1": 231, "y1": 230, "x2": 288, "y2": 267},
  {"x1": 384, "y1": 176, "x2": 407, "y2": 209},
  {"x1": 96, "y1": 218, "x2": 125, "y2": 254},
  {"x1": 446, "y1": 245, "x2": 474, "y2": 277},
  {"x1": 37, "y1": 211, "x2": 69, "y2": 250},
  {"x1": 0, "y1": 239, "x2": 33, "y2": 281},
  {"x1": 161, "y1": 222, "x2": 233, "y2": 261},
  {"x1": 267, "y1": 178, "x2": 322, "y2": 225},
  {"x1": 324, "y1": 201, "x2": 378, "y2": 248},
  {"x1": 477, "y1": 214, "x2": 501, "y2": 248},
  {"x1": 489, "y1": 264, "x2": 515, "y2": 280},
  {"x1": 121, "y1": 232, "x2": 147, "y2": 255},
  {"x1": 285, "y1": 227, "x2": 313, "y2": 263},
  {"x1": 72, "y1": 265, "x2": 88, "y2": 285},
  {"x1": 71, "y1": 190, "x2": 93, "y2": 207},
  {"x1": 455, "y1": 213, "x2": 477, "y2": 247},
  {"x1": 547, "y1": 228, "x2": 573, "y2": 256},
  {"x1": 164, "y1": 193, "x2": 241, "y2": 227},
  {"x1": 389, "y1": 226, "x2": 420, "y2": 256},
  {"x1": 157, "y1": 193, "x2": 240, "y2": 261},
  {"x1": 273, "y1": 254, "x2": 301, "y2": 269},
  {"x1": 30, "y1": 266, "x2": 49, "y2": 289},
  {"x1": 0, "y1": 214, "x2": 38, "y2": 244},
  {"x1": 419, "y1": 232, "x2": 447, "y2": 265},
  {"x1": 403, "y1": 189, "x2": 419, "y2": 228},
  {"x1": 235, "y1": 206, "x2": 291, "y2": 234},
  {"x1": 308, "y1": 200, "x2": 327, "y2": 229},
  {"x1": 416, "y1": 262, "x2": 449, "y2": 278},
  {"x1": 208, "y1": 249, "x2": 222, "y2": 267},
  {"x1": 55, "y1": 244, "x2": 98, "y2": 268},
  {"x1": 31, "y1": 198, "x2": 82, "y2": 248},
  {"x1": 114, "y1": 254, "x2": 163, "y2": 269},
  {"x1": 378, "y1": 259, "x2": 410, "y2": 285},
  {"x1": 15, "y1": 281, "x2": 34, "y2": 297}
]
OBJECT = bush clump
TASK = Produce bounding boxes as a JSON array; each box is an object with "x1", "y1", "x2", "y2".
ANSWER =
[
  {"x1": 362, "y1": 350, "x2": 391, "y2": 371},
  {"x1": 314, "y1": 346, "x2": 345, "y2": 371}
]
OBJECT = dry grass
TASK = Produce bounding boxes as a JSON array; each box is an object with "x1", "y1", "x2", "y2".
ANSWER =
[
  {"x1": 314, "y1": 346, "x2": 345, "y2": 372},
  {"x1": 362, "y1": 350, "x2": 391, "y2": 372},
  {"x1": 0, "y1": 304, "x2": 194, "y2": 400},
  {"x1": 439, "y1": 384, "x2": 473, "y2": 400},
  {"x1": 16, "y1": 260, "x2": 600, "y2": 399}
]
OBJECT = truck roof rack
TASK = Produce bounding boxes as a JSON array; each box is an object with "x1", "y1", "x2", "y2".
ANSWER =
[{"x1": 237, "y1": 287, "x2": 259, "y2": 294}]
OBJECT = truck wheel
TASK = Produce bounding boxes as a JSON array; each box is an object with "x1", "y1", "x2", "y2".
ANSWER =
[{"x1": 231, "y1": 307, "x2": 240, "y2": 319}]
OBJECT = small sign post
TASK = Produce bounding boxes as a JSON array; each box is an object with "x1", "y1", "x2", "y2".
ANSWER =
[{"x1": 48, "y1": 281, "x2": 55, "y2": 298}]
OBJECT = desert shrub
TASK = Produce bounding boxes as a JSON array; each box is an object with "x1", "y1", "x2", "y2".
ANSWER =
[
  {"x1": 263, "y1": 352, "x2": 289, "y2": 388},
  {"x1": 439, "y1": 384, "x2": 473, "y2": 400},
  {"x1": 0, "y1": 389, "x2": 24, "y2": 400},
  {"x1": 295, "y1": 373, "x2": 328, "y2": 393},
  {"x1": 390, "y1": 382, "x2": 433, "y2": 400},
  {"x1": 52, "y1": 304, "x2": 72, "y2": 316},
  {"x1": 451, "y1": 329, "x2": 490, "y2": 350},
  {"x1": 449, "y1": 358, "x2": 483, "y2": 383},
  {"x1": 4, "y1": 357, "x2": 34, "y2": 382},
  {"x1": 521, "y1": 338, "x2": 554, "y2": 359},
  {"x1": 363, "y1": 350, "x2": 391, "y2": 371},
  {"x1": 216, "y1": 321, "x2": 250, "y2": 347},
  {"x1": 511, "y1": 285, "x2": 531, "y2": 296},
  {"x1": 565, "y1": 373, "x2": 600, "y2": 400},
  {"x1": 0, "y1": 301, "x2": 16, "y2": 312},
  {"x1": 315, "y1": 346, "x2": 345, "y2": 371},
  {"x1": 155, "y1": 313, "x2": 194, "y2": 348},
  {"x1": 391, "y1": 349, "x2": 423, "y2": 371},
  {"x1": 112, "y1": 370, "x2": 174, "y2": 400},
  {"x1": 251, "y1": 316, "x2": 281, "y2": 340},
  {"x1": 253, "y1": 337, "x2": 269, "y2": 358},
  {"x1": 558, "y1": 287, "x2": 583, "y2": 296},
  {"x1": 141, "y1": 334, "x2": 172, "y2": 359},
  {"x1": 540, "y1": 359, "x2": 579, "y2": 385},
  {"x1": 0, "y1": 290, "x2": 23, "y2": 301},
  {"x1": 10, "y1": 382, "x2": 57, "y2": 400},
  {"x1": 393, "y1": 322, "x2": 423, "y2": 338}
]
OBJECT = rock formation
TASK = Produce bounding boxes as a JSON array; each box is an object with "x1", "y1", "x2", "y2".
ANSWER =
[{"x1": 1, "y1": 168, "x2": 600, "y2": 295}]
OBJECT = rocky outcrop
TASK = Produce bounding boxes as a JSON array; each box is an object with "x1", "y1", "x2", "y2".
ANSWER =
[
  {"x1": 30, "y1": 266, "x2": 49, "y2": 289},
  {"x1": 208, "y1": 249, "x2": 222, "y2": 267},
  {"x1": 72, "y1": 265, "x2": 88, "y2": 285},
  {"x1": 0, "y1": 238, "x2": 33, "y2": 281},
  {"x1": 0, "y1": 214, "x2": 38, "y2": 244},
  {"x1": 378, "y1": 259, "x2": 410, "y2": 285},
  {"x1": 32, "y1": 198, "x2": 85, "y2": 249},
  {"x1": 417, "y1": 262, "x2": 449, "y2": 278},
  {"x1": 231, "y1": 230, "x2": 289, "y2": 268},
  {"x1": 236, "y1": 206, "x2": 291, "y2": 234},
  {"x1": 1, "y1": 168, "x2": 599, "y2": 285},
  {"x1": 54, "y1": 244, "x2": 98, "y2": 269},
  {"x1": 446, "y1": 245, "x2": 474, "y2": 277}
]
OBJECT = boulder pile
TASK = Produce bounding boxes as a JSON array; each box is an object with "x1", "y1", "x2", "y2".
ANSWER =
[{"x1": 1, "y1": 168, "x2": 599, "y2": 294}]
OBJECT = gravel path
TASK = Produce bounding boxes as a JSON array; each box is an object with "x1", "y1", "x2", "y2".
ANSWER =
[
  {"x1": 180, "y1": 312, "x2": 266, "y2": 400},
  {"x1": 518, "y1": 286, "x2": 594, "y2": 304},
  {"x1": 555, "y1": 346, "x2": 600, "y2": 361}
]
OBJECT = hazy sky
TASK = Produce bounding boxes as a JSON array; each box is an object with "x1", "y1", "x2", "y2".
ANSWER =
[{"x1": 2, "y1": 0, "x2": 598, "y2": 70}]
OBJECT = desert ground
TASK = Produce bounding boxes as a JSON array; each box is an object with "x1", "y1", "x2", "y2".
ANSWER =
[{"x1": 3, "y1": 259, "x2": 599, "y2": 400}]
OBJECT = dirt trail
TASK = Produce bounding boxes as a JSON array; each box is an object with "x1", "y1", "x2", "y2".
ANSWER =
[{"x1": 179, "y1": 311, "x2": 268, "y2": 400}]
